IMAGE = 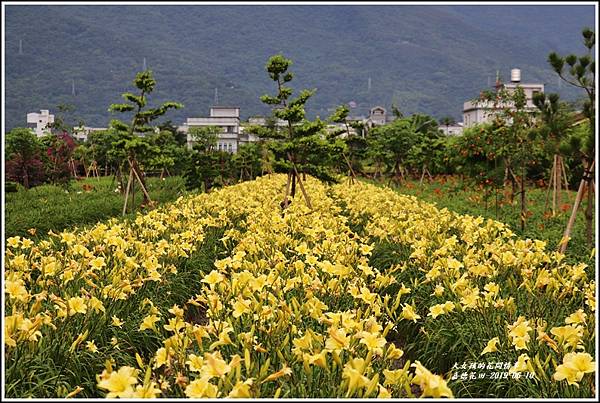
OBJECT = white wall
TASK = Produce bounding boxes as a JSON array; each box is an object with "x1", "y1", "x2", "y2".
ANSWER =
[{"x1": 26, "y1": 110, "x2": 54, "y2": 137}]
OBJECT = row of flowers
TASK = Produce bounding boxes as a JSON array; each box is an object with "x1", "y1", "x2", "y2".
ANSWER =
[
  {"x1": 330, "y1": 182, "x2": 596, "y2": 393},
  {"x1": 95, "y1": 175, "x2": 452, "y2": 398},
  {"x1": 4, "y1": 175, "x2": 289, "y2": 397},
  {"x1": 5, "y1": 174, "x2": 595, "y2": 397}
]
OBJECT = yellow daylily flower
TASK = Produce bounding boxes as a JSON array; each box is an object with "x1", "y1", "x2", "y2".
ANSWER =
[
  {"x1": 553, "y1": 352, "x2": 596, "y2": 387},
  {"x1": 481, "y1": 337, "x2": 500, "y2": 355},
  {"x1": 97, "y1": 366, "x2": 138, "y2": 398}
]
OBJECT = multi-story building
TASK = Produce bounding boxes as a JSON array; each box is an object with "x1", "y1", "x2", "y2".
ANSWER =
[
  {"x1": 366, "y1": 106, "x2": 387, "y2": 127},
  {"x1": 179, "y1": 104, "x2": 394, "y2": 151},
  {"x1": 26, "y1": 109, "x2": 54, "y2": 137},
  {"x1": 463, "y1": 68, "x2": 544, "y2": 128},
  {"x1": 72, "y1": 126, "x2": 108, "y2": 142},
  {"x1": 439, "y1": 122, "x2": 464, "y2": 136},
  {"x1": 179, "y1": 106, "x2": 242, "y2": 152}
]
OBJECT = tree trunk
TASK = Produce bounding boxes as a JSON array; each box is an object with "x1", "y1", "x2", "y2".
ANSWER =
[
  {"x1": 133, "y1": 172, "x2": 138, "y2": 211},
  {"x1": 419, "y1": 165, "x2": 426, "y2": 187},
  {"x1": 584, "y1": 160, "x2": 594, "y2": 246},
  {"x1": 282, "y1": 172, "x2": 291, "y2": 209},
  {"x1": 23, "y1": 162, "x2": 30, "y2": 189},
  {"x1": 503, "y1": 162, "x2": 514, "y2": 204},
  {"x1": 291, "y1": 170, "x2": 297, "y2": 198}
]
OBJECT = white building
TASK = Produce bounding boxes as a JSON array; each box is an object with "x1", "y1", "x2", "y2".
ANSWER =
[
  {"x1": 27, "y1": 109, "x2": 54, "y2": 137},
  {"x1": 72, "y1": 126, "x2": 108, "y2": 142},
  {"x1": 179, "y1": 106, "x2": 243, "y2": 152},
  {"x1": 247, "y1": 116, "x2": 288, "y2": 128},
  {"x1": 366, "y1": 106, "x2": 387, "y2": 127},
  {"x1": 439, "y1": 122, "x2": 464, "y2": 136},
  {"x1": 463, "y1": 68, "x2": 544, "y2": 128}
]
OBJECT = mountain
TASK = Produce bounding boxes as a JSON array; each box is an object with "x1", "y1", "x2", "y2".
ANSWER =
[{"x1": 4, "y1": 4, "x2": 595, "y2": 130}]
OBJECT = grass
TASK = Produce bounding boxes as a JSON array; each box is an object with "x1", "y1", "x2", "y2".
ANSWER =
[
  {"x1": 364, "y1": 175, "x2": 595, "y2": 266},
  {"x1": 4, "y1": 175, "x2": 189, "y2": 240}
]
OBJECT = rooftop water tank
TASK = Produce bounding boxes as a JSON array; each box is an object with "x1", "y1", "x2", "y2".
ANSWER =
[{"x1": 511, "y1": 68, "x2": 521, "y2": 83}]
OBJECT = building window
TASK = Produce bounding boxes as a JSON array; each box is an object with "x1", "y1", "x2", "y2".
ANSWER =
[{"x1": 228, "y1": 143, "x2": 233, "y2": 153}]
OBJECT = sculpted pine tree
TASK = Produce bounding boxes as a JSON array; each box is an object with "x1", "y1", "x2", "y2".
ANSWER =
[
  {"x1": 259, "y1": 54, "x2": 341, "y2": 209},
  {"x1": 109, "y1": 70, "x2": 182, "y2": 213}
]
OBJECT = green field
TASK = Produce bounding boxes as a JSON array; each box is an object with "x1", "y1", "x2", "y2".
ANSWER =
[{"x1": 5, "y1": 176, "x2": 188, "y2": 240}]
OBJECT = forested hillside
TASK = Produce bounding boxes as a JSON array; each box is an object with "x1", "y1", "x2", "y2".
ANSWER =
[{"x1": 4, "y1": 4, "x2": 594, "y2": 128}]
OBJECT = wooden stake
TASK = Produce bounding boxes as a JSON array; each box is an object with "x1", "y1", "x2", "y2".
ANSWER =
[
  {"x1": 286, "y1": 152, "x2": 313, "y2": 209},
  {"x1": 128, "y1": 158, "x2": 152, "y2": 204},
  {"x1": 561, "y1": 156, "x2": 569, "y2": 192},
  {"x1": 342, "y1": 153, "x2": 356, "y2": 184},
  {"x1": 544, "y1": 155, "x2": 556, "y2": 213},
  {"x1": 556, "y1": 156, "x2": 562, "y2": 211},
  {"x1": 292, "y1": 165, "x2": 313, "y2": 209},
  {"x1": 93, "y1": 161, "x2": 100, "y2": 181},
  {"x1": 559, "y1": 160, "x2": 594, "y2": 254},
  {"x1": 552, "y1": 155, "x2": 558, "y2": 216},
  {"x1": 69, "y1": 158, "x2": 77, "y2": 178},
  {"x1": 122, "y1": 167, "x2": 134, "y2": 216},
  {"x1": 132, "y1": 166, "x2": 151, "y2": 203}
]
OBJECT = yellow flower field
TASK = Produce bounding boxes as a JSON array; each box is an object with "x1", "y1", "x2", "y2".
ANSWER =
[{"x1": 4, "y1": 175, "x2": 596, "y2": 398}]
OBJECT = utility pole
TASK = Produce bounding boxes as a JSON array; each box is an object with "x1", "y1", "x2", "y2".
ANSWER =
[
  {"x1": 143, "y1": 57, "x2": 147, "y2": 71},
  {"x1": 71, "y1": 79, "x2": 76, "y2": 96},
  {"x1": 368, "y1": 77, "x2": 372, "y2": 92},
  {"x1": 214, "y1": 88, "x2": 219, "y2": 105},
  {"x1": 18, "y1": 39, "x2": 23, "y2": 55}
]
